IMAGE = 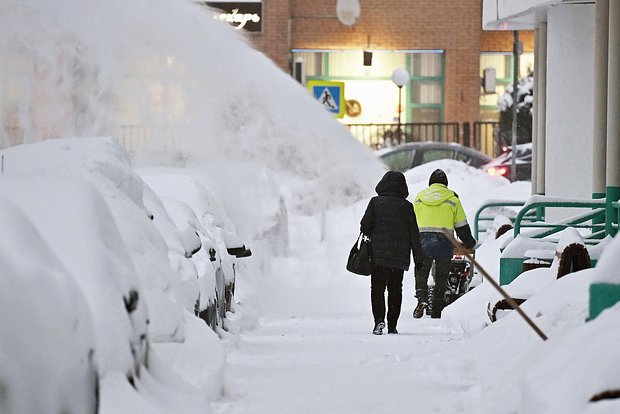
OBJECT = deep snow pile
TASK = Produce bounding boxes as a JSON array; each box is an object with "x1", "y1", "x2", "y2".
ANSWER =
[
  {"x1": 446, "y1": 236, "x2": 620, "y2": 413},
  {"x1": 0, "y1": 0, "x2": 385, "y2": 215}
]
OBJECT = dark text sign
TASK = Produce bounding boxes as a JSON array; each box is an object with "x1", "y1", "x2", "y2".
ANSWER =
[{"x1": 205, "y1": 2, "x2": 263, "y2": 32}]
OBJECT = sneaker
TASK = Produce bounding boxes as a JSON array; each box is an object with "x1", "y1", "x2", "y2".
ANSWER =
[
  {"x1": 388, "y1": 328, "x2": 398, "y2": 334},
  {"x1": 372, "y1": 322, "x2": 385, "y2": 335},
  {"x1": 413, "y1": 302, "x2": 427, "y2": 319}
]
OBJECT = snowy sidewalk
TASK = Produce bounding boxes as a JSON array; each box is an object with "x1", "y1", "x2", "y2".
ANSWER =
[{"x1": 212, "y1": 312, "x2": 476, "y2": 414}]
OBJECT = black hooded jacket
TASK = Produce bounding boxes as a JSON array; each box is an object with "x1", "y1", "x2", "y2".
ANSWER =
[{"x1": 360, "y1": 171, "x2": 422, "y2": 271}]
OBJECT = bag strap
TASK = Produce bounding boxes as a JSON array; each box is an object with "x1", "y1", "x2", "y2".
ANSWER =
[{"x1": 357, "y1": 232, "x2": 371, "y2": 248}]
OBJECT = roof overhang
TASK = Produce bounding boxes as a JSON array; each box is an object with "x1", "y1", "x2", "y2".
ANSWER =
[{"x1": 482, "y1": 0, "x2": 561, "y2": 30}]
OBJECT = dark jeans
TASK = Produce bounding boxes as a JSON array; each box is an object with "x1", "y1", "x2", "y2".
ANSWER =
[
  {"x1": 371, "y1": 265, "x2": 404, "y2": 330},
  {"x1": 415, "y1": 256, "x2": 452, "y2": 317}
]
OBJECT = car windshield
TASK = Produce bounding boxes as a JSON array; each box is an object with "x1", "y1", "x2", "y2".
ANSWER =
[
  {"x1": 380, "y1": 148, "x2": 415, "y2": 171},
  {"x1": 419, "y1": 148, "x2": 454, "y2": 164}
]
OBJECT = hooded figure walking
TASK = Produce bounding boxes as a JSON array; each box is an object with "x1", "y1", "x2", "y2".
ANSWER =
[
  {"x1": 412, "y1": 169, "x2": 476, "y2": 319},
  {"x1": 361, "y1": 171, "x2": 422, "y2": 335}
]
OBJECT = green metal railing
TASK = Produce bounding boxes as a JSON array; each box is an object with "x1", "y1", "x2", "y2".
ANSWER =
[
  {"x1": 513, "y1": 198, "x2": 609, "y2": 242},
  {"x1": 473, "y1": 200, "x2": 531, "y2": 240},
  {"x1": 474, "y1": 198, "x2": 620, "y2": 242},
  {"x1": 477, "y1": 197, "x2": 619, "y2": 286}
]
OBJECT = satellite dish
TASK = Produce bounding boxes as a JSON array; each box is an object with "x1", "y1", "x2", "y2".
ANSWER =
[{"x1": 336, "y1": 0, "x2": 360, "y2": 26}]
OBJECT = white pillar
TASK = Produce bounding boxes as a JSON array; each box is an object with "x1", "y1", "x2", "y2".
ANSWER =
[
  {"x1": 536, "y1": 23, "x2": 547, "y2": 195},
  {"x1": 607, "y1": 0, "x2": 620, "y2": 235},
  {"x1": 593, "y1": 0, "x2": 609, "y2": 198}
]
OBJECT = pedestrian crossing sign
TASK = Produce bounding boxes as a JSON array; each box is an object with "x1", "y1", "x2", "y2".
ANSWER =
[{"x1": 308, "y1": 80, "x2": 345, "y2": 118}]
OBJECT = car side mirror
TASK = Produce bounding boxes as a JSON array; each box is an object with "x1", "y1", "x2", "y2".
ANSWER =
[{"x1": 227, "y1": 246, "x2": 252, "y2": 258}]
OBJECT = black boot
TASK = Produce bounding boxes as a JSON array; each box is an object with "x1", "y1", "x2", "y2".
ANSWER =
[{"x1": 413, "y1": 301, "x2": 427, "y2": 319}]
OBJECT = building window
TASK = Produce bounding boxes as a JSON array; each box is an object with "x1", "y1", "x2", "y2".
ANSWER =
[
  {"x1": 479, "y1": 52, "x2": 535, "y2": 120},
  {"x1": 412, "y1": 81, "x2": 442, "y2": 105},
  {"x1": 409, "y1": 52, "x2": 444, "y2": 123},
  {"x1": 411, "y1": 107, "x2": 441, "y2": 123},
  {"x1": 291, "y1": 49, "x2": 444, "y2": 125},
  {"x1": 412, "y1": 53, "x2": 442, "y2": 77}
]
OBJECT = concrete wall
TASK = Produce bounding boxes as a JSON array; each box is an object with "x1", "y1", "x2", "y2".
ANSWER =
[{"x1": 545, "y1": 3, "x2": 595, "y2": 201}]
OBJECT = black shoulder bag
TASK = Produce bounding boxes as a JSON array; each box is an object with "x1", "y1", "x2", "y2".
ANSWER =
[{"x1": 346, "y1": 233, "x2": 372, "y2": 276}]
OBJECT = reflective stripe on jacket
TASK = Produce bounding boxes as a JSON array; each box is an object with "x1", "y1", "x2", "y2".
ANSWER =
[{"x1": 413, "y1": 183, "x2": 468, "y2": 232}]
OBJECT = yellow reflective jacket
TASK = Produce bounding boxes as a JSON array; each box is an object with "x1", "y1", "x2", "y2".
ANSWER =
[{"x1": 413, "y1": 183, "x2": 469, "y2": 233}]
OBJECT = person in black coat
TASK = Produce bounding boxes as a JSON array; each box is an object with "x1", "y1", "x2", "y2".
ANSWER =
[{"x1": 360, "y1": 171, "x2": 422, "y2": 335}]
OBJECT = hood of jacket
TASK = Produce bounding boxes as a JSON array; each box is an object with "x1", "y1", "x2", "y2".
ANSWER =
[
  {"x1": 416, "y1": 183, "x2": 454, "y2": 206},
  {"x1": 375, "y1": 171, "x2": 409, "y2": 198}
]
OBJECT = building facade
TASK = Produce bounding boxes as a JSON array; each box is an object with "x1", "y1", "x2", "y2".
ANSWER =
[{"x1": 213, "y1": 0, "x2": 534, "y2": 151}]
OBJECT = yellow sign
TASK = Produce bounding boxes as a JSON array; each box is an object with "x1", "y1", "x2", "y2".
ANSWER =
[{"x1": 308, "y1": 80, "x2": 345, "y2": 118}]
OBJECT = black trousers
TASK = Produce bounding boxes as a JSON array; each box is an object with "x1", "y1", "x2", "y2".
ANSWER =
[
  {"x1": 414, "y1": 256, "x2": 452, "y2": 317},
  {"x1": 371, "y1": 265, "x2": 404, "y2": 330}
]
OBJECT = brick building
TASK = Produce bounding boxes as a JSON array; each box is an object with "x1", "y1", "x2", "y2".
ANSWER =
[{"x1": 207, "y1": 0, "x2": 534, "y2": 150}]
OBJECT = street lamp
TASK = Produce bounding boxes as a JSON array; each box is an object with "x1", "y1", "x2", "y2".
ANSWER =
[{"x1": 391, "y1": 68, "x2": 410, "y2": 144}]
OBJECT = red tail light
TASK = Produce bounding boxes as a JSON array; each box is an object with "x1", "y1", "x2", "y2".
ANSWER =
[{"x1": 486, "y1": 166, "x2": 509, "y2": 177}]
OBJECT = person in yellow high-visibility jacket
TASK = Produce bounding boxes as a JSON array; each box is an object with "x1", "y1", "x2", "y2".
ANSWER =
[{"x1": 412, "y1": 169, "x2": 476, "y2": 319}]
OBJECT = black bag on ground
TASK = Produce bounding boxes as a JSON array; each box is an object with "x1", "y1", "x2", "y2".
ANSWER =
[{"x1": 346, "y1": 233, "x2": 372, "y2": 275}]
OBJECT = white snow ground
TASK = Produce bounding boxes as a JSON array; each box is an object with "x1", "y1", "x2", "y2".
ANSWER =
[
  {"x1": 2, "y1": 0, "x2": 620, "y2": 412},
  {"x1": 1, "y1": 138, "x2": 620, "y2": 414},
  {"x1": 211, "y1": 160, "x2": 620, "y2": 414}
]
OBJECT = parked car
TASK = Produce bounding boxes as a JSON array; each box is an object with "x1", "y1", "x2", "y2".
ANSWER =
[
  {"x1": 0, "y1": 198, "x2": 99, "y2": 414},
  {"x1": 376, "y1": 142, "x2": 492, "y2": 172},
  {"x1": 483, "y1": 143, "x2": 532, "y2": 182},
  {"x1": 139, "y1": 169, "x2": 252, "y2": 332}
]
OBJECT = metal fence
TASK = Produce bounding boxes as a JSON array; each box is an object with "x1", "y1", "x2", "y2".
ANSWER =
[
  {"x1": 473, "y1": 121, "x2": 500, "y2": 156},
  {"x1": 346, "y1": 121, "x2": 501, "y2": 156},
  {"x1": 346, "y1": 122, "x2": 460, "y2": 149}
]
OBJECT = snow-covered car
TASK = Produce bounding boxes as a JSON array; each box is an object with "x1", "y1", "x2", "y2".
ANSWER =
[
  {"x1": 139, "y1": 169, "x2": 252, "y2": 331},
  {"x1": 0, "y1": 198, "x2": 99, "y2": 414},
  {"x1": 377, "y1": 142, "x2": 492, "y2": 172},
  {"x1": 0, "y1": 176, "x2": 150, "y2": 381},
  {"x1": 482, "y1": 143, "x2": 532, "y2": 182}
]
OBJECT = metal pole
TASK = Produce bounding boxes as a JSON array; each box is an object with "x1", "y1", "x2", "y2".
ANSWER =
[
  {"x1": 531, "y1": 28, "x2": 539, "y2": 194},
  {"x1": 536, "y1": 23, "x2": 547, "y2": 198},
  {"x1": 511, "y1": 31, "x2": 520, "y2": 182},
  {"x1": 397, "y1": 85, "x2": 403, "y2": 144}
]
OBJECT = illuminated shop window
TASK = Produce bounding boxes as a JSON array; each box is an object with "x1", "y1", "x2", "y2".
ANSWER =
[
  {"x1": 412, "y1": 53, "x2": 442, "y2": 77},
  {"x1": 412, "y1": 81, "x2": 442, "y2": 105},
  {"x1": 293, "y1": 52, "x2": 323, "y2": 77},
  {"x1": 290, "y1": 49, "x2": 445, "y2": 125},
  {"x1": 409, "y1": 52, "x2": 444, "y2": 123}
]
